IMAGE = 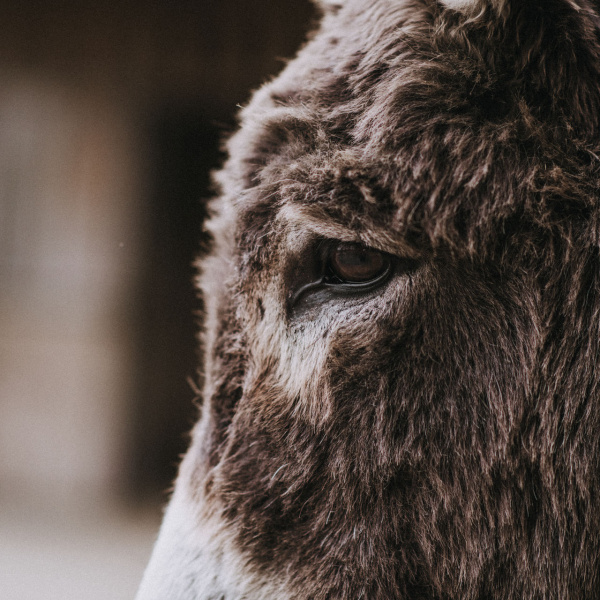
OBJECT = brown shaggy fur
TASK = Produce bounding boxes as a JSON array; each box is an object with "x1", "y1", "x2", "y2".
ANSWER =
[{"x1": 150, "y1": 0, "x2": 600, "y2": 598}]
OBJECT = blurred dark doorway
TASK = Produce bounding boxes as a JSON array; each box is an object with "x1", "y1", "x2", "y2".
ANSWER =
[
  {"x1": 127, "y1": 109, "x2": 221, "y2": 499},
  {"x1": 125, "y1": 1, "x2": 317, "y2": 501}
]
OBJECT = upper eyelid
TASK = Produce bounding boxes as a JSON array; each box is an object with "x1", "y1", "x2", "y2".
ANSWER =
[
  {"x1": 314, "y1": 238, "x2": 397, "y2": 264},
  {"x1": 278, "y1": 204, "x2": 422, "y2": 260}
]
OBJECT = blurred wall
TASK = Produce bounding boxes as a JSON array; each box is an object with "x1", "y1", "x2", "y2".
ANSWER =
[
  {"x1": 0, "y1": 82, "x2": 141, "y2": 511},
  {"x1": 0, "y1": 0, "x2": 316, "y2": 512}
]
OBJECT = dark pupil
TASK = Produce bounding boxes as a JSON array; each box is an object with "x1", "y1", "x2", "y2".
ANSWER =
[{"x1": 329, "y1": 244, "x2": 386, "y2": 283}]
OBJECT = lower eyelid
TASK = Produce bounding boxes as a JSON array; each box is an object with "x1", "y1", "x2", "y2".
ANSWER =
[
  {"x1": 289, "y1": 260, "x2": 395, "y2": 310},
  {"x1": 289, "y1": 279, "x2": 325, "y2": 307}
]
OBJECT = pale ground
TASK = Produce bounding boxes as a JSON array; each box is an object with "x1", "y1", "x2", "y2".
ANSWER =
[{"x1": 0, "y1": 497, "x2": 162, "y2": 600}]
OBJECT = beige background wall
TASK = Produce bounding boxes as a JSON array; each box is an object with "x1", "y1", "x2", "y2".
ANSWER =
[{"x1": 0, "y1": 80, "x2": 141, "y2": 510}]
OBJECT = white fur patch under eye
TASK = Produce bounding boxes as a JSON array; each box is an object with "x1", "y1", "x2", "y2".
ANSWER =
[{"x1": 246, "y1": 273, "x2": 334, "y2": 424}]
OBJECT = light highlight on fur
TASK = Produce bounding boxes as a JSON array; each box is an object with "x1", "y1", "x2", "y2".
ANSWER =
[{"x1": 439, "y1": 0, "x2": 480, "y2": 10}]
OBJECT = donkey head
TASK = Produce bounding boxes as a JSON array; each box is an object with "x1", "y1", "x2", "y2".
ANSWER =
[{"x1": 137, "y1": 0, "x2": 600, "y2": 598}]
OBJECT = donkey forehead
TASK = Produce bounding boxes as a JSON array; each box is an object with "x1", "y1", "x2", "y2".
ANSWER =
[
  {"x1": 234, "y1": 120, "x2": 582, "y2": 260},
  {"x1": 242, "y1": 148, "x2": 417, "y2": 250},
  {"x1": 224, "y1": 0, "x2": 600, "y2": 258},
  {"x1": 234, "y1": 99, "x2": 522, "y2": 255}
]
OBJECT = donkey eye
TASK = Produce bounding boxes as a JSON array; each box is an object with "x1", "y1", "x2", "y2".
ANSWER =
[
  {"x1": 288, "y1": 240, "x2": 407, "y2": 309},
  {"x1": 324, "y1": 243, "x2": 391, "y2": 286}
]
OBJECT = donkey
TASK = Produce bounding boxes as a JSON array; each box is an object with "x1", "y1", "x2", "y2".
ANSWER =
[{"x1": 136, "y1": 0, "x2": 600, "y2": 598}]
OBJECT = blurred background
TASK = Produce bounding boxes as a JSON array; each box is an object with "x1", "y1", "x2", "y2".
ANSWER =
[{"x1": 0, "y1": 1, "x2": 315, "y2": 598}]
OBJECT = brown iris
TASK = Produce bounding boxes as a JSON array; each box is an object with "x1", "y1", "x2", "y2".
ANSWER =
[{"x1": 326, "y1": 242, "x2": 389, "y2": 284}]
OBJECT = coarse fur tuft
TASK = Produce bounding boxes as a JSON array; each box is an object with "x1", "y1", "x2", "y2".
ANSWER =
[{"x1": 137, "y1": 1, "x2": 600, "y2": 598}]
